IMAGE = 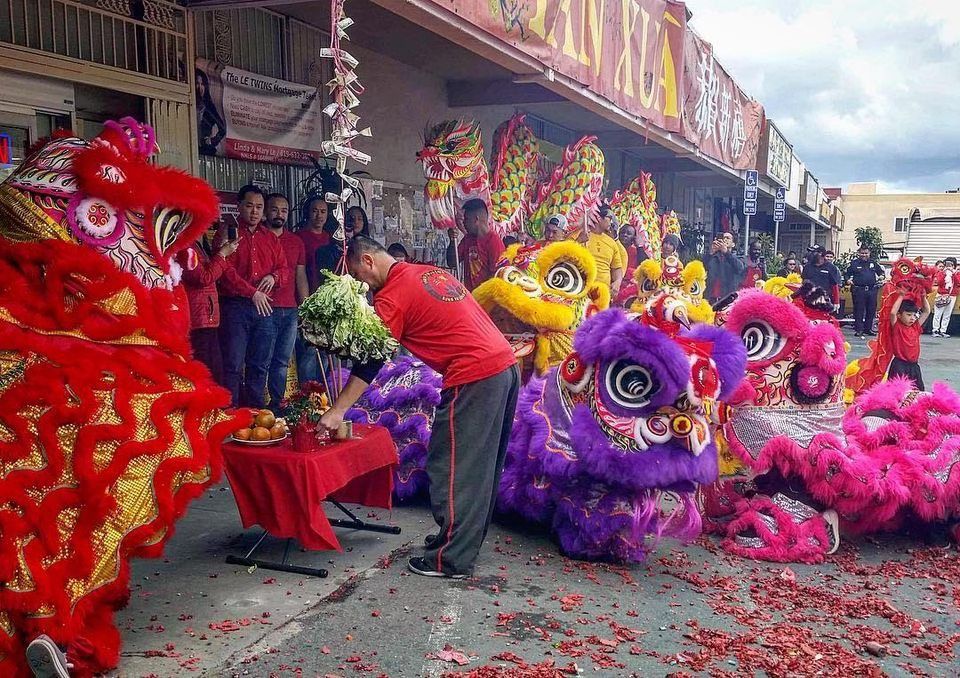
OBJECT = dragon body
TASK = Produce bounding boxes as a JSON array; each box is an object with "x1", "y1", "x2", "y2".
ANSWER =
[
  {"x1": 418, "y1": 115, "x2": 604, "y2": 239},
  {"x1": 610, "y1": 172, "x2": 662, "y2": 260}
]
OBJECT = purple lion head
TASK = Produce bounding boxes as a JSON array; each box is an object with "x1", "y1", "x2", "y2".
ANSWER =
[
  {"x1": 556, "y1": 308, "x2": 746, "y2": 493},
  {"x1": 498, "y1": 308, "x2": 746, "y2": 562}
]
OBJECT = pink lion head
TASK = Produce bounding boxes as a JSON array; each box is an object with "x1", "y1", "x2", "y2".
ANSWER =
[{"x1": 722, "y1": 282, "x2": 847, "y2": 461}]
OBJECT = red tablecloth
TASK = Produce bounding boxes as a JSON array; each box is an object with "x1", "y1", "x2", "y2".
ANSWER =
[{"x1": 223, "y1": 423, "x2": 397, "y2": 551}]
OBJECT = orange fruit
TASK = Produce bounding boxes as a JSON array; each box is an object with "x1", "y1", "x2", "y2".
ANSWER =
[
  {"x1": 254, "y1": 409, "x2": 276, "y2": 429},
  {"x1": 269, "y1": 423, "x2": 287, "y2": 439},
  {"x1": 251, "y1": 426, "x2": 272, "y2": 441},
  {"x1": 234, "y1": 428, "x2": 252, "y2": 441}
]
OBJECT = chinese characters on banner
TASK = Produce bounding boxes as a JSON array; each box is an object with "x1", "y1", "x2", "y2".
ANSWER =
[
  {"x1": 681, "y1": 30, "x2": 764, "y2": 170},
  {"x1": 422, "y1": 0, "x2": 766, "y2": 173},
  {"x1": 195, "y1": 57, "x2": 325, "y2": 166}
]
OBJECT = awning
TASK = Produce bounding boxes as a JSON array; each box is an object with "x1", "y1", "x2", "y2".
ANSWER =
[{"x1": 912, "y1": 207, "x2": 960, "y2": 221}]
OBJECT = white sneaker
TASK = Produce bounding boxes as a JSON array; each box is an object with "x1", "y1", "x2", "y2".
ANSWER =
[
  {"x1": 26, "y1": 635, "x2": 71, "y2": 678},
  {"x1": 822, "y1": 509, "x2": 841, "y2": 555}
]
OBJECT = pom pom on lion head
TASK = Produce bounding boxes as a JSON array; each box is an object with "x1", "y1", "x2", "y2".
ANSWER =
[{"x1": 2, "y1": 117, "x2": 218, "y2": 290}]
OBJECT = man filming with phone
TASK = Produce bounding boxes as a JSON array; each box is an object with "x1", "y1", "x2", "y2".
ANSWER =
[
  {"x1": 706, "y1": 232, "x2": 745, "y2": 303},
  {"x1": 218, "y1": 184, "x2": 288, "y2": 408}
]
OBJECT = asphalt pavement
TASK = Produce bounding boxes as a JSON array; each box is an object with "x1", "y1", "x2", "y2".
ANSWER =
[{"x1": 112, "y1": 329, "x2": 960, "y2": 677}]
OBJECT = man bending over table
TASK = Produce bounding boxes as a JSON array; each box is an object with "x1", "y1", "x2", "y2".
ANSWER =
[{"x1": 318, "y1": 236, "x2": 520, "y2": 579}]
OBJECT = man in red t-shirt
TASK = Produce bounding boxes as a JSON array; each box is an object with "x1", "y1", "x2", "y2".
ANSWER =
[
  {"x1": 218, "y1": 184, "x2": 288, "y2": 408},
  {"x1": 888, "y1": 293, "x2": 930, "y2": 390},
  {"x1": 446, "y1": 199, "x2": 504, "y2": 291},
  {"x1": 320, "y1": 236, "x2": 520, "y2": 579},
  {"x1": 266, "y1": 193, "x2": 309, "y2": 407},
  {"x1": 741, "y1": 239, "x2": 767, "y2": 289}
]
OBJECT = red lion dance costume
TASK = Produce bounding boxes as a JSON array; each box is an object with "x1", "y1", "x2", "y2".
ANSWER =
[
  {"x1": 0, "y1": 119, "x2": 242, "y2": 676},
  {"x1": 846, "y1": 258, "x2": 937, "y2": 395}
]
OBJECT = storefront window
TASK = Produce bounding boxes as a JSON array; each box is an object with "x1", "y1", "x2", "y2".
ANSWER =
[
  {"x1": 37, "y1": 113, "x2": 72, "y2": 140},
  {"x1": 0, "y1": 125, "x2": 29, "y2": 184}
]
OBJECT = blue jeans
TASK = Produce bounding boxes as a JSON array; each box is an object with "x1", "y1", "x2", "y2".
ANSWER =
[
  {"x1": 268, "y1": 307, "x2": 299, "y2": 407},
  {"x1": 220, "y1": 297, "x2": 278, "y2": 408},
  {"x1": 295, "y1": 333, "x2": 321, "y2": 385}
]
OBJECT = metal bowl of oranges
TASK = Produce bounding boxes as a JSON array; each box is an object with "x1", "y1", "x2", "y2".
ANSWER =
[{"x1": 232, "y1": 410, "x2": 289, "y2": 445}]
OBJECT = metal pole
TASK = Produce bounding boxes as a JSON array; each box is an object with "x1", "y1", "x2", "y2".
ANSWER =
[
  {"x1": 743, "y1": 213, "x2": 751, "y2": 252},
  {"x1": 773, "y1": 220, "x2": 780, "y2": 255},
  {"x1": 809, "y1": 221, "x2": 816, "y2": 247}
]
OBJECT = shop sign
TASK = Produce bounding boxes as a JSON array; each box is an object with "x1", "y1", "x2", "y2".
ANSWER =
[
  {"x1": 832, "y1": 206, "x2": 844, "y2": 230},
  {"x1": 0, "y1": 134, "x2": 11, "y2": 167},
  {"x1": 429, "y1": 0, "x2": 687, "y2": 134},
  {"x1": 819, "y1": 200, "x2": 831, "y2": 222},
  {"x1": 800, "y1": 170, "x2": 819, "y2": 211},
  {"x1": 195, "y1": 58, "x2": 324, "y2": 166},
  {"x1": 681, "y1": 30, "x2": 764, "y2": 170},
  {"x1": 758, "y1": 120, "x2": 792, "y2": 187}
]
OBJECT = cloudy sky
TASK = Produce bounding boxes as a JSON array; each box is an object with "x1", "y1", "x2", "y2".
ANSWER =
[{"x1": 686, "y1": 0, "x2": 960, "y2": 193}]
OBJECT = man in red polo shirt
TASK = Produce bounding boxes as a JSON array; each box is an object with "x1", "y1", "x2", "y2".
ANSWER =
[
  {"x1": 265, "y1": 193, "x2": 308, "y2": 408},
  {"x1": 219, "y1": 184, "x2": 288, "y2": 408},
  {"x1": 319, "y1": 236, "x2": 520, "y2": 579}
]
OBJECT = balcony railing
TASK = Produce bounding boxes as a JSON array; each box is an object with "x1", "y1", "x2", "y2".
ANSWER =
[{"x1": 0, "y1": 0, "x2": 188, "y2": 83}]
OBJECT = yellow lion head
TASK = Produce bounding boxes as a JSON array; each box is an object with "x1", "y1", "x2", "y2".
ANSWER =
[
  {"x1": 629, "y1": 255, "x2": 714, "y2": 324},
  {"x1": 473, "y1": 241, "x2": 610, "y2": 376}
]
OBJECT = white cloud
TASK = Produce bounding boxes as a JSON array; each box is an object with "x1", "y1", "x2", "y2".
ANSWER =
[{"x1": 686, "y1": 0, "x2": 960, "y2": 191}]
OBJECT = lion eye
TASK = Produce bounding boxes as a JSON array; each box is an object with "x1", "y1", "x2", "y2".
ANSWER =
[
  {"x1": 741, "y1": 321, "x2": 785, "y2": 362},
  {"x1": 604, "y1": 359, "x2": 659, "y2": 409},
  {"x1": 545, "y1": 262, "x2": 584, "y2": 294}
]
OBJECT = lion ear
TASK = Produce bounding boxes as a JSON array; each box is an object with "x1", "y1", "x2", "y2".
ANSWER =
[
  {"x1": 587, "y1": 282, "x2": 610, "y2": 310},
  {"x1": 558, "y1": 352, "x2": 591, "y2": 393}
]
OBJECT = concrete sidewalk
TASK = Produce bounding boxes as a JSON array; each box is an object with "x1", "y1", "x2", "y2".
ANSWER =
[{"x1": 115, "y1": 489, "x2": 435, "y2": 676}]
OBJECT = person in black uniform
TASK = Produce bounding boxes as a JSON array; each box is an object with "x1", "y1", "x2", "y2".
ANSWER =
[
  {"x1": 802, "y1": 246, "x2": 840, "y2": 311},
  {"x1": 845, "y1": 246, "x2": 886, "y2": 337}
]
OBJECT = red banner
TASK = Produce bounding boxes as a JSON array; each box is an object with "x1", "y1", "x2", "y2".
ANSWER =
[
  {"x1": 431, "y1": 0, "x2": 687, "y2": 134},
  {"x1": 425, "y1": 1, "x2": 767, "y2": 173},
  {"x1": 681, "y1": 30, "x2": 764, "y2": 170}
]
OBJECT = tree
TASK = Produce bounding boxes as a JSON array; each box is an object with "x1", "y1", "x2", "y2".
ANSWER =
[{"x1": 854, "y1": 226, "x2": 884, "y2": 260}]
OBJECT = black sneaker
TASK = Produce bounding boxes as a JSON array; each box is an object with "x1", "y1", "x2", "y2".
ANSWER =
[
  {"x1": 424, "y1": 533, "x2": 440, "y2": 547},
  {"x1": 865, "y1": 331, "x2": 876, "y2": 336},
  {"x1": 854, "y1": 332, "x2": 862, "y2": 338},
  {"x1": 407, "y1": 556, "x2": 468, "y2": 579},
  {"x1": 26, "y1": 635, "x2": 71, "y2": 678}
]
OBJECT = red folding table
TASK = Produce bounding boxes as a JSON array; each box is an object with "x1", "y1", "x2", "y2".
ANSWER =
[{"x1": 222, "y1": 423, "x2": 401, "y2": 577}]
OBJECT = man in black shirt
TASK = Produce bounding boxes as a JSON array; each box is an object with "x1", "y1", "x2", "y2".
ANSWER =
[
  {"x1": 845, "y1": 246, "x2": 886, "y2": 337},
  {"x1": 706, "y1": 232, "x2": 746, "y2": 303}
]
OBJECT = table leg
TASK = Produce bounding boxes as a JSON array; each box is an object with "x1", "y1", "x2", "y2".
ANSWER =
[
  {"x1": 327, "y1": 500, "x2": 403, "y2": 535},
  {"x1": 225, "y1": 529, "x2": 329, "y2": 578}
]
